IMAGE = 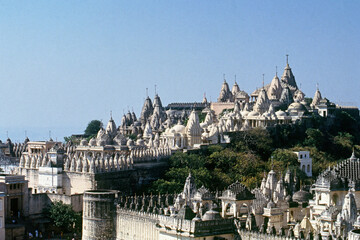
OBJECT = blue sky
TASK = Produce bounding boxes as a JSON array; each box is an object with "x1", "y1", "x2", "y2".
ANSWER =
[{"x1": 0, "y1": 1, "x2": 359, "y2": 142}]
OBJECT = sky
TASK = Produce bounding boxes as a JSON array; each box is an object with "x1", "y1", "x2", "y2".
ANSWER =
[{"x1": 0, "y1": 1, "x2": 359, "y2": 142}]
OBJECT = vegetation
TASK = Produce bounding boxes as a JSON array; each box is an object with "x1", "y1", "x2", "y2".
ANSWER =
[
  {"x1": 64, "y1": 119, "x2": 102, "y2": 143},
  {"x1": 84, "y1": 120, "x2": 102, "y2": 138},
  {"x1": 48, "y1": 201, "x2": 82, "y2": 233},
  {"x1": 148, "y1": 110, "x2": 360, "y2": 194}
]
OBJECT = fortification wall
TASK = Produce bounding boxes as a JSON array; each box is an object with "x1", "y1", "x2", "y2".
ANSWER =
[
  {"x1": 237, "y1": 229, "x2": 296, "y2": 240},
  {"x1": 28, "y1": 192, "x2": 83, "y2": 218},
  {"x1": 116, "y1": 209, "x2": 159, "y2": 240},
  {"x1": 63, "y1": 172, "x2": 94, "y2": 195},
  {"x1": 82, "y1": 190, "x2": 117, "y2": 240}
]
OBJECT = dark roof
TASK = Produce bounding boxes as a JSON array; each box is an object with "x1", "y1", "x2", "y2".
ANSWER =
[
  {"x1": 314, "y1": 153, "x2": 360, "y2": 190},
  {"x1": 165, "y1": 102, "x2": 207, "y2": 110}
]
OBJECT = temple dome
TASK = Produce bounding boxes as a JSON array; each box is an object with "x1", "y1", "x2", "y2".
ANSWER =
[
  {"x1": 275, "y1": 110, "x2": 287, "y2": 117},
  {"x1": 292, "y1": 190, "x2": 312, "y2": 203},
  {"x1": 288, "y1": 102, "x2": 307, "y2": 111},
  {"x1": 248, "y1": 111, "x2": 260, "y2": 117},
  {"x1": 201, "y1": 209, "x2": 221, "y2": 221},
  {"x1": 80, "y1": 139, "x2": 88, "y2": 146},
  {"x1": 89, "y1": 138, "x2": 96, "y2": 146},
  {"x1": 171, "y1": 124, "x2": 185, "y2": 133}
]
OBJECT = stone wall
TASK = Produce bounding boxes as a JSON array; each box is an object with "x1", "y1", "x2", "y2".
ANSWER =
[
  {"x1": 115, "y1": 208, "x2": 236, "y2": 240},
  {"x1": 210, "y1": 102, "x2": 235, "y2": 116},
  {"x1": 63, "y1": 172, "x2": 94, "y2": 195},
  {"x1": 349, "y1": 229, "x2": 360, "y2": 240},
  {"x1": 48, "y1": 193, "x2": 83, "y2": 212},
  {"x1": 237, "y1": 229, "x2": 296, "y2": 240},
  {"x1": 82, "y1": 190, "x2": 117, "y2": 240},
  {"x1": 5, "y1": 226, "x2": 25, "y2": 240},
  {"x1": 116, "y1": 209, "x2": 159, "y2": 240},
  {"x1": 19, "y1": 158, "x2": 169, "y2": 195},
  {"x1": 28, "y1": 192, "x2": 83, "y2": 218},
  {"x1": 19, "y1": 168, "x2": 38, "y2": 192}
]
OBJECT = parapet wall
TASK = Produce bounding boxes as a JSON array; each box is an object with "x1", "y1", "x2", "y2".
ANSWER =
[{"x1": 237, "y1": 229, "x2": 296, "y2": 240}]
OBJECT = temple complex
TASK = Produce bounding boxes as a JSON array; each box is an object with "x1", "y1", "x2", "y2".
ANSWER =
[{"x1": 82, "y1": 152, "x2": 360, "y2": 240}]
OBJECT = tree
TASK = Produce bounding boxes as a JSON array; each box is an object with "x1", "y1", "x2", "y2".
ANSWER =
[
  {"x1": 270, "y1": 149, "x2": 298, "y2": 174},
  {"x1": 48, "y1": 201, "x2": 81, "y2": 232},
  {"x1": 231, "y1": 128, "x2": 273, "y2": 160},
  {"x1": 333, "y1": 132, "x2": 354, "y2": 157},
  {"x1": 304, "y1": 128, "x2": 324, "y2": 149},
  {"x1": 84, "y1": 120, "x2": 102, "y2": 136}
]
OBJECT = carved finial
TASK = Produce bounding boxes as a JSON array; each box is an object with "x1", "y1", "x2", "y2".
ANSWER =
[
  {"x1": 286, "y1": 54, "x2": 289, "y2": 65},
  {"x1": 146, "y1": 88, "x2": 148, "y2": 97},
  {"x1": 316, "y1": 83, "x2": 319, "y2": 90},
  {"x1": 223, "y1": 73, "x2": 226, "y2": 82},
  {"x1": 262, "y1": 74, "x2": 265, "y2": 88},
  {"x1": 234, "y1": 74, "x2": 237, "y2": 83},
  {"x1": 276, "y1": 66, "x2": 278, "y2": 77},
  {"x1": 110, "y1": 111, "x2": 113, "y2": 120}
]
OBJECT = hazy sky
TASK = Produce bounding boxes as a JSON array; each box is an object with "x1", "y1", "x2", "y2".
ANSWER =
[{"x1": 0, "y1": 1, "x2": 359, "y2": 142}]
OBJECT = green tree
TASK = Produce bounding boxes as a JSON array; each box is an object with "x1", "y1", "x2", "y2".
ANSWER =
[
  {"x1": 232, "y1": 128, "x2": 273, "y2": 160},
  {"x1": 84, "y1": 120, "x2": 102, "y2": 137},
  {"x1": 333, "y1": 132, "x2": 354, "y2": 157},
  {"x1": 270, "y1": 149, "x2": 298, "y2": 174},
  {"x1": 48, "y1": 201, "x2": 82, "y2": 232},
  {"x1": 304, "y1": 128, "x2": 324, "y2": 149}
]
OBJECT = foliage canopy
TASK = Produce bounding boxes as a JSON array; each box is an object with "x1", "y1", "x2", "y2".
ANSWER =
[
  {"x1": 85, "y1": 120, "x2": 102, "y2": 136},
  {"x1": 148, "y1": 111, "x2": 360, "y2": 194},
  {"x1": 48, "y1": 201, "x2": 82, "y2": 232}
]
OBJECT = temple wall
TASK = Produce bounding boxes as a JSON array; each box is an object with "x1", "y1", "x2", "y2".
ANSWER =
[
  {"x1": 158, "y1": 233, "x2": 234, "y2": 240},
  {"x1": 63, "y1": 172, "x2": 94, "y2": 195},
  {"x1": 19, "y1": 168, "x2": 38, "y2": 192},
  {"x1": 116, "y1": 209, "x2": 159, "y2": 240},
  {"x1": 237, "y1": 229, "x2": 296, "y2": 240},
  {"x1": 210, "y1": 102, "x2": 235, "y2": 116}
]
